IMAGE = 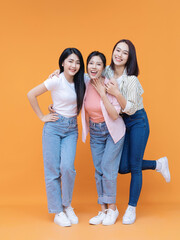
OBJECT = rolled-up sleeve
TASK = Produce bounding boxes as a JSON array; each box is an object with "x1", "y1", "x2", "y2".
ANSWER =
[{"x1": 122, "y1": 76, "x2": 141, "y2": 115}]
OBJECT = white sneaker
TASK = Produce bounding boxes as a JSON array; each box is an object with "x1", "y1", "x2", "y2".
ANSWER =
[
  {"x1": 102, "y1": 208, "x2": 119, "y2": 226},
  {"x1": 54, "y1": 212, "x2": 71, "y2": 227},
  {"x1": 122, "y1": 205, "x2": 136, "y2": 224},
  {"x1": 156, "y1": 157, "x2": 171, "y2": 183},
  {"x1": 89, "y1": 211, "x2": 106, "y2": 225},
  {"x1": 64, "y1": 206, "x2": 78, "y2": 224}
]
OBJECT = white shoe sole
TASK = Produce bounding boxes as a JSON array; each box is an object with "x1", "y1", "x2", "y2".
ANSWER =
[
  {"x1": 89, "y1": 219, "x2": 103, "y2": 225},
  {"x1": 122, "y1": 218, "x2": 136, "y2": 225},
  {"x1": 163, "y1": 157, "x2": 171, "y2": 182},
  {"x1": 160, "y1": 157, "x2": 171, "y2": 182},
  {"x1": 102, "y1": 213, "x2": 119, "y2": 226},
  {"x1": 89, "y1": 221, "x2": 101, "y2": 225},
  {"x1": 54, "y1": 219, "x2": 71, "y2": 227},
  {"x1": 69, "y1": 219, "x2": 78, "y2": 224}
]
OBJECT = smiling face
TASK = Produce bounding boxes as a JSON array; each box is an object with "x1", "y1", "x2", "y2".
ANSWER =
[
  {"x1": 87, "y1": 56, "x2": 104, "y2": 79},
  {"x1": 62, "y1": 53, "x2": 80, "y2": 78},
  {"x1": 112, "y1": 42, "x2": 129, "y2": 67}
]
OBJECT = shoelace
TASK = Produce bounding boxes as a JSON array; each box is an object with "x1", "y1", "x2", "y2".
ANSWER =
[
  {"x1": 57, "y1": 212, "x2": 67, "y2": 218},
  {"x1": 58, "y1": 212, "x2": 63, "y2": 216},
  {"x1": 94, "y1": 211, "x2": 105, "y2": 218},
  {"x1": 66, "y1": 207, "x2": 76, "y2": 216},
  {"x1": 106, "y1": 209, "x2": 114, "y2": 218},
  {"x1": 125, "y1": 207, "x2": 135, "y2": 218}
]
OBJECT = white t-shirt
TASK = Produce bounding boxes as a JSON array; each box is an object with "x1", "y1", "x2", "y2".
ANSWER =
[{"x1": 44, "y1": 73, "x2": 77, "y2": 117}]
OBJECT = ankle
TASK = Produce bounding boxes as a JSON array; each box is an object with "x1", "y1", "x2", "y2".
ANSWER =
[
  {"x1": 156, "y1": 160, "x2": 162, "y2": 171},
  {"x1": 101, "y1": 204, "x2": 108, "y2": 213},
  {"x1": 123, "y1": 205, "x2": 136, "y2": 224},
  {"x1": 108, "y1": 204, "x2": 116, "y2": 211},
  {"x1": 64, "y1": 205, "x2": 70, "y2": 209},
  {"x1": 128, "y1": 205, "x2": 136, "y2": 210}
]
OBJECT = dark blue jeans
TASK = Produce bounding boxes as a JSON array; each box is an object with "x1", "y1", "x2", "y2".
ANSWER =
[{"x1": 118, "y1": 109, "x2": 156, "y2": 206}]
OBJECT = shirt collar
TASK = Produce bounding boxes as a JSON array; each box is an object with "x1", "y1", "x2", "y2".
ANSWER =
[{"x1": 123, "y1": 68, "x2": 127, "y2": 76}]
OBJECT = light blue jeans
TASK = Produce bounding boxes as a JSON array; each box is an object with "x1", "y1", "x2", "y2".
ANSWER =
[
  {"x1": 89, "y1": 120, "x2": 125, "y2": 205},
  {"x1": 42, "y1": 114, "x2": 78, "y2": 213}
]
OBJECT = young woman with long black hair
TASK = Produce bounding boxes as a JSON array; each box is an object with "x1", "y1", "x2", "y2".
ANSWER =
[{"x1": 27, "y1": 48, "x2": 85, "y2": 227}]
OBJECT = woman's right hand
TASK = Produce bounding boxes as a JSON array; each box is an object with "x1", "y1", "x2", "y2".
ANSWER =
[
  {"x1": 41, "y1": 113, "x2": 59, "y2": 122},
  {"x1": 48, "y1": 104, "x2": 56, "y2": 113},
  {"x1": 106, "y1": 78, "x2": 119, "y2": 97},
  {"x1": 48, "y1": 69, "x2": 60, "y2": 79}
]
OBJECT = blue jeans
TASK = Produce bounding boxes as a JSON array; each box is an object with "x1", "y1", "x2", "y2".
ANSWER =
[
  {"x1": 42, "y1": 114, "x2": 78, "y2": 213},
  {"x1": 89, "y1": 120, "x2": 125, "y2": 205},
  {"x1": 119, "y1": 109, "x2": 156, "y2": 206}
]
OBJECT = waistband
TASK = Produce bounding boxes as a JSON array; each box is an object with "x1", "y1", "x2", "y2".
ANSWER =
[
  {"x1": 120, "y1": 108, "x2": 145, "y2": 118},
  {"x1": 89, "y1": 119, "x2": 106, "y2": 128},
  {"x1": 56, "y1": 113, "x2": 77, "y2": 123}
]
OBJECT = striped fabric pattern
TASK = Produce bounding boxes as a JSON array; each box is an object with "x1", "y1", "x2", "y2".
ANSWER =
[{"x1": 104, "y1": 66, "x2": 144, "y2": 115}]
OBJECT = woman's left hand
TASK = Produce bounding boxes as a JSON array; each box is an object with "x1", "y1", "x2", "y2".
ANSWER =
[
  {"x1": 91, "y1": 78, "x2": 106, "y2": 97},
  {"x1": 106, "y1": 78, "x2": 119, "y2": 96}
]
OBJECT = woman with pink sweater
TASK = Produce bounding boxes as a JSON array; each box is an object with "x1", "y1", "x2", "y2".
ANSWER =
[{"x1": 81, "y1": 51, "x2": 125, "y2": 225}]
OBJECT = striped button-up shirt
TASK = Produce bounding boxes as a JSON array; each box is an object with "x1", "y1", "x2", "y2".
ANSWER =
[{"x1": 103, "y1": 66, "x2": 144, "y2": 115}]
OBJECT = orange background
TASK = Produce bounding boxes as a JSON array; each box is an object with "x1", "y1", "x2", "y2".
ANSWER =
[{"x1": 0, "y1": 0, "x2": 180, "y2": 239}]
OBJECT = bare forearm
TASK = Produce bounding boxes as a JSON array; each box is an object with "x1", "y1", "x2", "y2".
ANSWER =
[
  {"x1": 27, "y1": 83, "x2": 48, "y2": 120},
  {"x1": 101, "y1": 94, "x2": 119, "y2": 120},
  {"x1": 114, "y1": 90, "x2": 127, "y2": 110},
  {"x1": 27, "y1": 91, "x2": 44, "y2": 120},
  {"x1": 27, "y1": 83, "x2": 59, "y2": 123}
]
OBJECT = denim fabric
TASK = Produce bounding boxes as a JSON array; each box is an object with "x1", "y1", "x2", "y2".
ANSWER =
[
  {"x1": 118, "y1": 109, "x2": 155, "y2": 206},
  {"x1": 42, "y1": 114, "x2": 78, "y2": 213},
  {"x1": 89, "y1": 120, "x2": 125, "y2": 205}
]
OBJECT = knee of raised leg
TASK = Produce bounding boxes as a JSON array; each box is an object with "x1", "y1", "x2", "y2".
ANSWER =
[
  {"x1": 119, "y1": 168, "x2": 129, "y2": 174},
  {"x1": 130, "y1": 167, "x2": 142, "y2": 175}
]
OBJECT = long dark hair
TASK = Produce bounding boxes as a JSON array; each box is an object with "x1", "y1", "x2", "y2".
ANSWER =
[
  {"x1": 110, "y1": 39, "x2": 139, "y2": 76},
  {"x1": 86, "y1": 51, "x2": 106, "y2": 71},
  {"x1": 59, "y1": 48, "x2": 85, "y2": 115}
]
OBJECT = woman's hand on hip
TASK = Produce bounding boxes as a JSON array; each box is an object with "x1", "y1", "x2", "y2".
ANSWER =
[{"x1": 41, "y1": 113, "x2": 59, "y2": 122}]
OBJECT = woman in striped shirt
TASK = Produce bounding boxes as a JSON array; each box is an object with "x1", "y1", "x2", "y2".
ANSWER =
[{"x1": 105, "y1": 39, "x2": 170, "y2": 224}]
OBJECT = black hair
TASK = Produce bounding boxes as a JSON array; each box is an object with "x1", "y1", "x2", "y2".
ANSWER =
[
  {"x1": 86, "y1": 51, "x2": 106, "y2": 71},
  {"x1": 59, "y1": 48, "x2": 85, "y2": 115},
  {"x1": 110, "y1": 39, "x2": 139, "y2": 76}
]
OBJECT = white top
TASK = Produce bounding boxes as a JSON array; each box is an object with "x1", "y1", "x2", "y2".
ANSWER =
[
  {"x1": 104, "y1": 66, "x2": 144, "y2": 115},
  {"x1": 44, "y1": 73, "x2": 77, "y2": 117}
]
